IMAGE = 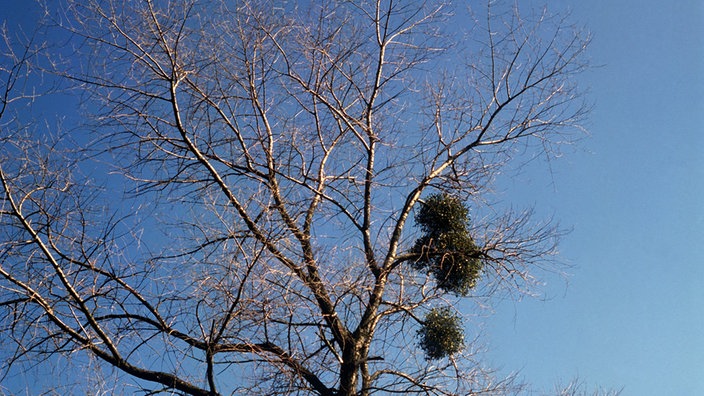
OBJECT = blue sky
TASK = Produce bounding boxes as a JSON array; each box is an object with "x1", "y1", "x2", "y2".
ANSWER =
[
  {"x1": 485, "y1": 1, "x2": 704, "y2": 394},
  {"x1": 1, "y1": 1, "x2": 702, "y2": 395}
]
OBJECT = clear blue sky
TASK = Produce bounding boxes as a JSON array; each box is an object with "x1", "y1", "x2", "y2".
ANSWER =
[
  {"x1": 1, "y1": 1, "x2": 702, "y2": 395},
  {"x1": 484, "y1": 1, "x2": 704, "y2": 394}
]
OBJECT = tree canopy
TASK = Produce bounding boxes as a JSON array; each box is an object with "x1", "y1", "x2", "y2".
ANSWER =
[{"x1": 0, "y1": 1, "x2": 590, "y2": 394}]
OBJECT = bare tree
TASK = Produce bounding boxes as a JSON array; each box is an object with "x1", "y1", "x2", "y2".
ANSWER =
[
  {"x1": 555, "y1": 378, "x2": 623, "y2": 396},
  {"x1": 0, "y1": 0, "x2": 589, "y2": 395}
]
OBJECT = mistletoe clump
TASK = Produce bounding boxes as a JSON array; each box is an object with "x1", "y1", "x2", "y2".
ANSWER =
[
  {"x1": 412, "y1": 193, "x2": 482, "y2": 296},
  {"x1": 417, "y1": 306, "x2": 465, "y2": 360}
]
